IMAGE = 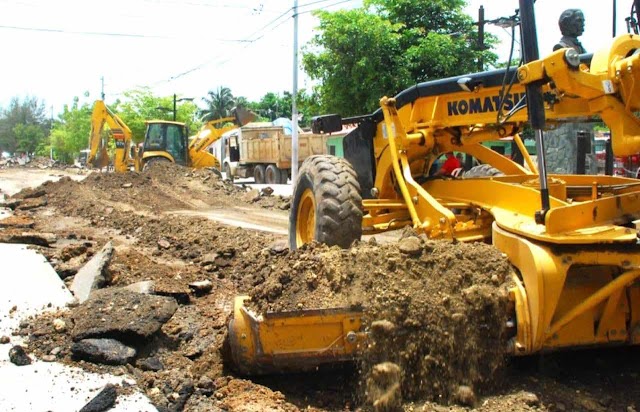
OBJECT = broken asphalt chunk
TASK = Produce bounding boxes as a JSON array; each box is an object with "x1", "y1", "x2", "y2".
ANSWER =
[
  {"x1": 8, "y1": 345, "x2": 32, "y2": 366},
  {"x1": 72, "y1": 288, "x2": 178, "y2": 342},
  {"x1": 71, "y1": 338, "x2": 136, "y2": 365},
  {"x1": 79, "y1": 383, "x2": 118, "y2": 412}
]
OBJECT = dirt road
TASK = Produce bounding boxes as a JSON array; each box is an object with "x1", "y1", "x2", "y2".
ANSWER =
[
  {"x1": 1, "y1": 162, "x2": 639, "y2": 412},
  {"x1": 0, "y1": 166, "x2": 87, "y2": 196}
]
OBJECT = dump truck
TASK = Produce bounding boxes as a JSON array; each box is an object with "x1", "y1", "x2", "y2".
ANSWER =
[
  {"x1": 227, "y1": 0, "x2": 640, "y2": 374},
  {"x1": 221, "y1": 122, "x2": 328, "y2": 184}
]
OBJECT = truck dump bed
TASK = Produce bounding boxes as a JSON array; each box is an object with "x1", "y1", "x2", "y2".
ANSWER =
[{"x1": 239, "y1": 125, "x2": 327, "y2": 169}]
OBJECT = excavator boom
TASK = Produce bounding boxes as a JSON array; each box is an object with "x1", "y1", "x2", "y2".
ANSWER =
[
  {"x1": 188, "y1": 107, "x2": 256, "y2": 169},
  {"x1": 87, "y1": 100, "x2": 136, "y2": 173}
]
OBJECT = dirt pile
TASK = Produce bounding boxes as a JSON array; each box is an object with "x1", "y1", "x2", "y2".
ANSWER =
[
  {"x1": 10, "y1": 161, "x2": 289, "y2": 215},
  {"x1": 247, "y1": 237, "x2": 512, "y2": 407}
]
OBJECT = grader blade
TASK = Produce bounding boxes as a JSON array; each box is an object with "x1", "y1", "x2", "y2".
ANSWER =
[{"x1": 227, "y1": 296, "x2": 365, "y2": 375}]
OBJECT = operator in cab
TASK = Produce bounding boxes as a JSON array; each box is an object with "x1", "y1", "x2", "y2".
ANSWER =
[{"x1": 433, "y1": 152, "x2": 462, "y2": 177}]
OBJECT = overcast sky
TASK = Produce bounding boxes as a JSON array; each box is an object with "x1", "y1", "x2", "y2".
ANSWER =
[{"x1": 0, "y1": 0, "x2": 632, "y2": 115}]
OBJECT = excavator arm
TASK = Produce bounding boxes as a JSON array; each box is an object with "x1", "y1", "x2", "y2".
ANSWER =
[
  {"x1": 87, "y1": 100, "x2": 136, "y2": 173},
  {"x1": 188, "y1": 107, "x2": 256, "y2": 169}
]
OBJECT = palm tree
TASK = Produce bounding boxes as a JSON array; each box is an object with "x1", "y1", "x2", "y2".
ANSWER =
[{"x1": 201, "y1": 86, "x2": 235, "y2": 121}]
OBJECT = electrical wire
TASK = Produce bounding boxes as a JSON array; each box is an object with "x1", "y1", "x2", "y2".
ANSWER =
[
  {"x1": 298, "y1": 0, "x2": 352, "y2": 9},
  {"x1": 0, "y1": 24, "x2": 171, "y2": 38},
  {"x1": 297, "y1": 0, "x2": 356, "y2": 15}
]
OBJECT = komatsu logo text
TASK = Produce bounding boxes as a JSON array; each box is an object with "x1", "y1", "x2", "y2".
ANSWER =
[{"x1": 447, "y1": 93, "x2": 525, "y2": 116}]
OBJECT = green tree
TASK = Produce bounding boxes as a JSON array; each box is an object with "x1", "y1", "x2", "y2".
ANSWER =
[
  {"x1": 368, "y1": 0, "x2": 496, "y2": 79},
  {"x1": 238, "y1": 90, "x2": 321, "y2": 127},
  {"x1": 113, "y1": 89, "x2": 200, "y2": 140},
  {"x1": 303, "y1": 9, "x2": 409, "y2": 116},
  {"x1": 0, "y1": 96, "x2": 50, "y2": 154},
  {"x1": 14, "y1": 124, "x2": 46, "y2": 155},
  {"x1": 255, "y1": 92, "x2": 291, "y2": 121},
  {"x1": 49, "y1": 97, "x2": 92, "y2": 163},
  {"x1": 296, "y1": 89, "x2": 322, "y2": 127},
  {"x1": 201, "y1": 86, "x2": 235, "y2": 121},
  {"x1": 302, "y1": 1, "x2": 498, "y2": 116}
]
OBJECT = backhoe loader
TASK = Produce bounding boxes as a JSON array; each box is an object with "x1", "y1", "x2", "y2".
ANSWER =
[
  {"x1": 140, "y1": 107, "x2": 255, "y2": 171},
  {"x1": 88, "y1": 100, "x2": 254, "y2": 172},
  {"x1": 228, "y1": 0, "x2": 640, "y2": 374}
]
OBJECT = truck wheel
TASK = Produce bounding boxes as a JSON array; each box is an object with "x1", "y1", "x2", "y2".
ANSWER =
[
  {"x1": 254, "y1": 164, "x2": 266, "y2": 184},
  {"x1": 462, "y1": 164, "x2": 504, "y2": 178},
  {"x1": 265, "y1": 164, "x2": 280, "y2": 185},
  {"x1": 278, "y1": 168, "x2": 288, "y2": 184},
  {"x1": 289, "y1": 155, "x2": 363, "y2": 250},
  {"x1": 142, "y1": 157, "x2": 170, "y2": 172},
  {"x1": 224, "y1": 163, "x2": 233, "y2": 182}
]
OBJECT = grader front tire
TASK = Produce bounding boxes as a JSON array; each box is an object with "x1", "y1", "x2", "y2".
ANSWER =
[{"x1": 289, "y1": 155, "x2": 363, "y2": 250}]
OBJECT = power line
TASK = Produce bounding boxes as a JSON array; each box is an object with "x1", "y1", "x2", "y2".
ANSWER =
[
  {"x1": 298, "y1": 0, "x2": 344, "y2": 8},
  {"x1": 243, "y1": 6, "x2": 294, "y2": 41},
  {"x1": 162, "y1": 0, "x2": 358, "y2": 82},
  {"x1": 297, "y1": 0, "x2": 355, "y2": 15},
  {"x1": 108, "y1": 0, "x2": 358, "y2": 95},
  {"x1": 162, "y1": 5, "x2": 295, "y2": 83},
  {"x1": 0, "y1": 24, "x2": 171, "y2": 38}
]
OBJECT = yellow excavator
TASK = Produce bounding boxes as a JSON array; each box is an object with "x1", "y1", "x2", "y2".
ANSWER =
[
  {"x1": 228, "y1": 0, "x2": 640, "y2": 374},
  {"x1": 87, "y1": 100, "x2": 254, "y2": 172}
]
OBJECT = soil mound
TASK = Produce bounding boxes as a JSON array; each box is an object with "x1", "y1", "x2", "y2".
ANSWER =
[
  {"x1": 13, "y1": 161, "x2": 288, "y2": 214},
  {"x1": 247, "y1": 238, "x2": 513, "y2": 406}
]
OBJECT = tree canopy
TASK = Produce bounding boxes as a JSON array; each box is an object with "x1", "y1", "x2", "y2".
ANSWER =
[
  {"x1": 0, "y1": 96, "x2": 50, "y2": 154},
  {"x1": 112, "y1": 88, "x2": 201, "y2": 140},
  {"x1": 49, "y1": 97, "x2": 92, "y2": 163},
  {"x1": 303, "y1": 0, "x2": 498, "y2": 116},
  {"x1": 201, "y1": 86, "x2": 235, "y2": 121}
]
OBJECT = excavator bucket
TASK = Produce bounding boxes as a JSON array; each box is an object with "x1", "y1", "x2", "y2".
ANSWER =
[{"x1": 233, "y1": 107, "x2": 256, "y2": 127}]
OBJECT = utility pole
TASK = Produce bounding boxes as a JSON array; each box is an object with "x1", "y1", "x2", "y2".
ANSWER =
[
  {"x1": 173, "y1": 94, "x2": 177, "y2": 121},
  {"x1": 613, "y1": 0, "x2": 617, "y2": 37},
  {"x1": 101, "y1": 76, "x2": 105, "y2": 100},
  {"x1": 50, "y1": 105, "x2": 54, "y2": 160},
  {"x1": 477, "y1": 5, "x2": 485, "y2": 71},
  {"x1": 291, "y1": 0, "x2": 299, "y2": 186}
]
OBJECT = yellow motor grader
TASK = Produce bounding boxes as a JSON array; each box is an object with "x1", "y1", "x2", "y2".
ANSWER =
[
  {"x1": 228, "y1": 0, "x2": 640, "y2": 374},
  {"x1": 87, "y1": 100, "x2": 254, "y2": 172}
]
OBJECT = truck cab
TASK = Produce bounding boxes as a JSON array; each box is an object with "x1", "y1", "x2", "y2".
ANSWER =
[{"x1": 220, "y1": 128, "x2": 241, "y2": 180}]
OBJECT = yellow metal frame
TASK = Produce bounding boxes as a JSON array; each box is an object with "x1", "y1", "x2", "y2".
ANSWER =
[{"x1": 188, "y1": 116, "x2": 238, "y2": 169}]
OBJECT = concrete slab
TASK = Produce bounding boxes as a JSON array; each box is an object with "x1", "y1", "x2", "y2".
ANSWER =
[
  {"x1": 70, "y1": 241, "x2": 114, "y2": 303},
  {"x1": 0, "y1": 361, "x2": 156, "y2": 412},
  {"x1": 0, "y1": 243, "x2": 75, "y2": 333},
  {"x1": 0, "y1": 243, "x2": 157, "y2": 411}
]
